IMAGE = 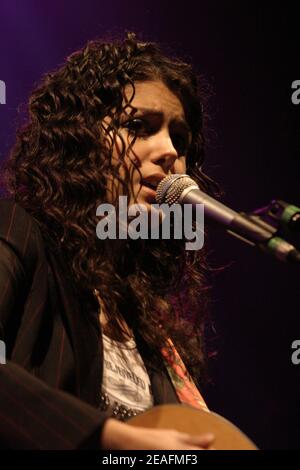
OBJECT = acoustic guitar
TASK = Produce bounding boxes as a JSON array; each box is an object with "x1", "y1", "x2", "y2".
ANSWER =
[{"x1": 129, "y1": 404, "x2": 258, "y2": 450}]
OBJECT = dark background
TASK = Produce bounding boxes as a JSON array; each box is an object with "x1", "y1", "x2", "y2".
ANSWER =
[{"x1": 0, "y1": 0, "x2": 299, "y2": 449}]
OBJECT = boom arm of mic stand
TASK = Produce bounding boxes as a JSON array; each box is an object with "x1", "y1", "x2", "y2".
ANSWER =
[{"x1": 228, "y1": 211, "x2": 300, "y2": 265}]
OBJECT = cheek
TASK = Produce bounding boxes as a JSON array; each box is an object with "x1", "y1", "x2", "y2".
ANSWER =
[
  {"x1": 174, "y1": 158, "x2": 187, "y2": 174},
  {"x1": 110, "y1": 132, "x2": 125, "y2": 164},
  {"x1": 125, "y1": 139, "x2": 149, "y2": 165},
  {"x1": 106, "y1": 134, "x2": 143, "y2": 201},
  {"x1": 111, "y1": 131, "x2": 145, "y2": 166}
]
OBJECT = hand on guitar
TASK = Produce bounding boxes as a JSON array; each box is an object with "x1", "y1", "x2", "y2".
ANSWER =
[{"x1": 100, "y1": 418, "x2": 215, "y2": 450}]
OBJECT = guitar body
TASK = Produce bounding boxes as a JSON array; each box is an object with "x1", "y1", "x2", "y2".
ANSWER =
[{"x1": 129, "y1": 404, "x2": 257, "y2": 450}]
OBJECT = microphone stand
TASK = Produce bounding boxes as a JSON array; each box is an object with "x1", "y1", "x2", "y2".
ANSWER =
[{"x1": 228, "y1": 199, "x2": 300, "y2": 264}]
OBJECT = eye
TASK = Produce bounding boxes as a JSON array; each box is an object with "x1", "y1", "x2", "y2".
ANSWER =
[{"x1": 122, "y1": 118, "x2": 150, "y2": 137}]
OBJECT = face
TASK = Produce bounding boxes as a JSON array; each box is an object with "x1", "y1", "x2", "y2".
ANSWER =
[{"x1": 103, "y1": 80, "x2": 191, "y2": 209}]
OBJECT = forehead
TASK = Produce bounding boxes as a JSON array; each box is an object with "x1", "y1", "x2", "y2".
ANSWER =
[{"x1": 123, "y1": 80, "x2": 185, "y2": 119}]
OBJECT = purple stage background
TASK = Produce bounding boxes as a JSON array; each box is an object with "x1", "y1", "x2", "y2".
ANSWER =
[{"x1": 0, "y1": 0, "x2": 299, "y2": 449}]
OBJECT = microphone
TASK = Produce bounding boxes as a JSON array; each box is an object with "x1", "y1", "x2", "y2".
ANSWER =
[{"x1": 156, "y1": 174, "x2": 300, "y2": 264}]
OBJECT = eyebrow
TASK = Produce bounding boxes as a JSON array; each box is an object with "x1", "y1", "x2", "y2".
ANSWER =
[{"x1": 124, "y1": 106, "x2": 192, "y2": 134}]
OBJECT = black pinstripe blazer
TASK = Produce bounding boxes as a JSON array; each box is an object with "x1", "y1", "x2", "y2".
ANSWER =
[{"x1": 0, "y1": 198, "x2": 178, "y2": 449}]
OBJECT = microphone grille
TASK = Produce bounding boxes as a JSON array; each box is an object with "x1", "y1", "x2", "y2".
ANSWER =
[{"x1": 155, "y1": 174, "x2": 198, "y2": 205}]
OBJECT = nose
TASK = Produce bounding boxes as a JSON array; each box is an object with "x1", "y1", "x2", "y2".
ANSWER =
[{"x1": 150, "y1": 132, "x2": 178, "y2": 173}]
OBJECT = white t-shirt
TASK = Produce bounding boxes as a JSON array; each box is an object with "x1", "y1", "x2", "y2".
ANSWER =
[{"x1": 100, "y1": 333, "x2": 154, "y2": 421}]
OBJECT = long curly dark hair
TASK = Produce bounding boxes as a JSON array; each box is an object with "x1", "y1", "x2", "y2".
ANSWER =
[{"x1": 3, "y1": 32, "x2": 217, "y2": 382}]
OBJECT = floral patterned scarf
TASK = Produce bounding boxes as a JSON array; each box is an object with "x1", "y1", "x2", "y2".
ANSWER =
[{"x1": 161, "y1": 338, "x2": 209, "y2": 412}]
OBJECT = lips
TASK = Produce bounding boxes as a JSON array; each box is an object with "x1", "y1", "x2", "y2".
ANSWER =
[{"x1": 141, "y1": 173, "x2": 166, "y2": 191}]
